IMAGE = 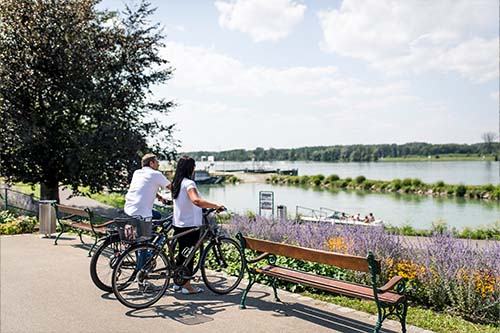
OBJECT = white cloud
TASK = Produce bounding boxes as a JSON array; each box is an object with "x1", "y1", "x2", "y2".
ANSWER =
[
  {"x1": 160, "y1": 42, "x2": 430, "y2": 150},
  {"x1": 318, "y1": 0, "x2": 499, "y2": 83},
  {"x1": 164, "y1": 41, "x2": 414, "y2": 107},
  {"x1": 490, "y1": 91, "x2": 500, "y2": 101},
  {"x1": 215, "y1": 0, "x2": 306, "y2": 42}
]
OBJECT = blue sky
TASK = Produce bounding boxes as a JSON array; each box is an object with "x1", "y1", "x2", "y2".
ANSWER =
[{"x1": 99, "y1": 0, "x2": 499, "y2": 151}]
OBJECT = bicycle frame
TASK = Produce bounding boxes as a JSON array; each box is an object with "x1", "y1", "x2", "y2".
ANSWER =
[{"x1": 139, "y1": 210, "x2": 222, "y2": 281}]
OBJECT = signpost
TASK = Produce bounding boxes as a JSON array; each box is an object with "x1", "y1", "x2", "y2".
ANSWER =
[{"x1": 259, "y1": 191, "x2": 274, "y2": 216}]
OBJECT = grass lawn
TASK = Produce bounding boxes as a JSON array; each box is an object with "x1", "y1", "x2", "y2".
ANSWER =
[{"x1": 303, "y1": 291, "x2": 499, "y2": 333}]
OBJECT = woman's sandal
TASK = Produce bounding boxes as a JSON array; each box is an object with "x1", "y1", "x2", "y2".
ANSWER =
[{"x1": 181, "y1": 286, "x2": 204, "y2": 295}]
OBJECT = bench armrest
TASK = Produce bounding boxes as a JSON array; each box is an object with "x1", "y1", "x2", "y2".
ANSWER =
[
  {"x1": 246, "y1": 252, "x2": 270, "y2": 264},
  {"x1": 378, "y1": 275, "x2": 403, "y2": 293},
  {"x1": 92, "y1": 220, "x2": 117, "y2": 228}
]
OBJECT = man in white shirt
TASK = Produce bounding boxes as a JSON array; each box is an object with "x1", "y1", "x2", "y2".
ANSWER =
[{"x1": 124, "y1": 153, "x2": 171, "y2": 220}]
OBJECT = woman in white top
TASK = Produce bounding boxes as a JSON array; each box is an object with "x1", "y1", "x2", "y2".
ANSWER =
[{"x1": 171, "y1": 155, "x2": 224, "y2": 294}]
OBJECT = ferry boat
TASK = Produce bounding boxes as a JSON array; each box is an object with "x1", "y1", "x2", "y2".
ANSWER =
[
  {"x1": 194, "y1": 170, "x2": 225, "y2": 184},
  {"x1": 296, "y1": 206, "x2": 383, "y2": 226}
]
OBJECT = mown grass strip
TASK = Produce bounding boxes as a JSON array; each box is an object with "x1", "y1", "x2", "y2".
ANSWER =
[{"x1": 302, "y1": 291, "x2": 499, "y2": 333}]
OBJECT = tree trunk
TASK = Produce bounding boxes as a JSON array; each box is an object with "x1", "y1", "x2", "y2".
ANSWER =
[{"x1": 40, "y1": 182, "x2": 59, "y2": 202}]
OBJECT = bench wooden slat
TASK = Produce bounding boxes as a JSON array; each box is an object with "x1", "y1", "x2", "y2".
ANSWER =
[
  {"x1": 244, "y1": 236, "x2": 376, "y2": 273},
  {"x1": 56, "y1": 204, "x2": 90, "y2": 218},
  {"x1": 59, "y1": 220, "x2": 106, "y2": 235},
  {"x1": 256, "y1": 265, "x2": 404, "y2": 305}
]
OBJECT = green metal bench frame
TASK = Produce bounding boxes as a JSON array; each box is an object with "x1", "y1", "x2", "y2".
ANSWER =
[
  {"x1": 53, "y1": 203, "x2": 106, "y2": 257},
  {"x1": 236, "y1": 233, "x2": 408, "y2": 333}
]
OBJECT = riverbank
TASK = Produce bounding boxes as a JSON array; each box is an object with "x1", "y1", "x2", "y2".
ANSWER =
[{"x1": 267, "y1": 174, "x2": 500, "y2": 201}]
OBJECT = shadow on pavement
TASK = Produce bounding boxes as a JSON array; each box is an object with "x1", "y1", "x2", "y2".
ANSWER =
[
  {"x1": 67, "y1": 238, "x2": 398, "y2": 333},
  {"x1": 121, "y1": 288, "x2": 398, "y2": 333}
]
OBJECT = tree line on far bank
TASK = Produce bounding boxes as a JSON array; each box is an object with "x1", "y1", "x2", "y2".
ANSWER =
[{"x1": 186, "y1": 142, "x2": 500, "y2": 162}]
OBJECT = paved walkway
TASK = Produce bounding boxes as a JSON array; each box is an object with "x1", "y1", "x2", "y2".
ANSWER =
[{"x1": 0, "y1": 234, "x2": 432, "y2": 333}]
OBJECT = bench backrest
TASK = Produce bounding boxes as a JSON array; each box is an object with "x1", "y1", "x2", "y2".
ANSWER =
[
  {"x1": 55, "y1": 204, "x2": 92, "y2": 218},
  {"x1": 242, "y1": 236, "x2": 380, "y2": 273}
]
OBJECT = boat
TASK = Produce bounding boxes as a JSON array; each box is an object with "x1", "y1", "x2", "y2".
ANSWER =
[
  {"x1": 194, "y1": 170, "x2": 225, "y2": 184},
  {"x1": 296, "y1": 206, "x2": 383, "y2": 226}
]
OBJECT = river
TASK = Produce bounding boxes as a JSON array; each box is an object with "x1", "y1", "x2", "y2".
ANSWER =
[
  {"x1": 197, "y1": 160, "x2": 500, "y2": 185},
  {"x1": 198, "y1": 182, "x2": 500, "y2": 230}
]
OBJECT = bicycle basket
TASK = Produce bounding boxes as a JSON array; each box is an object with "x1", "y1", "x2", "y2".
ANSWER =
[
  {"x1": 204, "y1": 212, "x2": 227, "y2": 236},
  {"x1": 114, "y1": 218, "x2": 153, "y2": 243}
]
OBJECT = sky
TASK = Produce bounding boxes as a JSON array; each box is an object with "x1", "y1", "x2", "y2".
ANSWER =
[{"x1": 99, "y1": 0, "x2": 499, "y2": 152}]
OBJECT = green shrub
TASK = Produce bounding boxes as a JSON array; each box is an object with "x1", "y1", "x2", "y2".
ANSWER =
[
  {"x1": 412, "y1": 178, "x2": 423, "y2": 187},
  {"x1": 325, "y1": 174, "x2": 340, "y2": 183},
  {"x1": 483, "y1": 184, "x2": 494, "y2": 192},
  {"x1": 455, "y1": 184, "x2": 467, "y2": 197},
  {"x1": 391, "y1": 179, "x2": 402, "y2": 191},
  {"x1": 435, "y1": 180, "x2": 445, "y2": 188},
  {"x1": 355, "y1": 175, "x2": 366, "y2": 184},
  {"x1": 339, "y1": 180, "x2": 349, "y2": 188},
  {"x1": 299, "y1": 175, "x2": 310, "y2": 185},
  {"x1": 363, "y1": 180, "x2": 375, "y2": 190},
  {"x1": 311, "y1": 174, "x2": 325, "y2": 186},
  {"x1": 0, "y1": 211, "x2": 38, "y2": 235},
  {"x1": 402, "y1": 178, "x2": 412, "y2": 187}
]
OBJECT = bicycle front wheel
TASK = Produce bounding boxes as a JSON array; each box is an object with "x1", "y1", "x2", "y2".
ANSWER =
[
  {"x1": 201, "y1": 237, "x2": 244, "y2": 294},
  {"x1": 111, "y1": 243, "x2": 170, "y2": 309},
  {"x1": 90, "y1": 234, "x2": 126, "y2": 292}
]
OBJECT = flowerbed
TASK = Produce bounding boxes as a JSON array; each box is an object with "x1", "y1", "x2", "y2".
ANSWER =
[
  {"x1": 229, "y1": 215, "x2": 500, "y2": 325},
  {"x1": 0, "y1": 210, "x2": 38, "y2": 235}
]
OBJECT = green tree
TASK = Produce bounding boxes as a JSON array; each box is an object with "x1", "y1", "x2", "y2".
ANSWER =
[
  {"x1": 481, "y1": 131, "x2": 499, "y2": 155},
  {"x1": 0, "y1": 0, "x2": 176, "y2": 200}
]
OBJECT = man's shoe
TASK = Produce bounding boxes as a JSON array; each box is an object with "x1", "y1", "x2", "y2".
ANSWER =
[{"x1": 181, "y1": 286, "x2": 203, "y2": 295}]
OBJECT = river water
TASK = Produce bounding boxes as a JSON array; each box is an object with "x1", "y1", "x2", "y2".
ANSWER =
[
  {"x1": 198, "y1": 160, "x2": 500, "y2": 185},
  {"x1": 198, "y1": 183, "x2": 500, "y2": 230},
  {"x1": 194, "y1": 160, "x2": 500, "y2": 230}
]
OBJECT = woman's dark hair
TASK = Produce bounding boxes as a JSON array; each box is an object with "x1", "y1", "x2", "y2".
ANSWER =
[{"x1": 172, "y1": 155, "x2": 196, "y2": 199}]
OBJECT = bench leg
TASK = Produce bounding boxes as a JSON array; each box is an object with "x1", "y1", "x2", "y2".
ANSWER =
[
  {"x1": 78, "y1": 230, "x2": 85, "y2": 244},
  {"x1": 400, "y1": 301, "x2": 408, "y2": 333},
  {"x1": 374, "y1": 306, "x2": 385, "y2": 333},
  {"x1": 270, "y1": 277, "x2": 281, "y2": 303},
  {"x1": 88, "y1": 235, "x2": 98, "y2": 257},
  {"x1": 54, "y1": 225, "x2": 65, "y2": 245},
  {"x1": 240, "y1": 274, "x2": 257, "y2": 309}
]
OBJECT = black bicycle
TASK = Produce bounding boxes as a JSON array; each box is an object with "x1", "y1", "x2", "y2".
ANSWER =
[
  {"x1": 89, "y1": 215, "x2": 173, "y2": 292},
  {"x1": 111, "y1": 208, "x2": 244, "y2": 309}
]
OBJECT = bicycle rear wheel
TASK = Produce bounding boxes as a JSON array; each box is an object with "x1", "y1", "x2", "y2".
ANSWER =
[
  {"x1": 201, "y1": 237, "x2": 244, "y2": 294},
  {"x1": 90, "y1": 234, "x2": 126, "y2": 292},
  {"x1": 111, "y1": 243, "x2": 170, "y2": 309}
]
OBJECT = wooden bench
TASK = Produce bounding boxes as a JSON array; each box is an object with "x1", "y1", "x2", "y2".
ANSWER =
[
  {"x1": 53, "y1": 204, "x2": 114, "y2": 256},
  {"x1": 236, "y1": 233, "x2": 408, "y2": 333}
]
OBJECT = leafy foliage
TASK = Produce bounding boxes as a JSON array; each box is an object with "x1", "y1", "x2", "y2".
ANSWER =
[
  {"x1": 186, "y1": 142, "x2": 500, "y2": 162},
  {"x1": 0, "y1": 0, "x2": 177, "y2": 200},
  {"x1": 268, "y1": 174, "x2": 500, "y2": 201},
  {"x1": 230, "y1": 215, "x2": 500, "y2": 325},
  {"x1": 0, "y1": 210, "x2": 38, "y2": 234}
]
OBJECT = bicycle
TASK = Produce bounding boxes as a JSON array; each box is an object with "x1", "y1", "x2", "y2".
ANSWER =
[
  {"x1": 111, "y1": 208, "x2": 244, "y2": 309},
  {"x1": 89, "y1": 214, "x2": 173, "y2": 292}
]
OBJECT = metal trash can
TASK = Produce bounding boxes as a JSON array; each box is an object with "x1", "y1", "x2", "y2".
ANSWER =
[
  {"x1": 277, "y1": 205, "x2": 287, "y2": 220},
  {"x1": 39, "y1": 200, "x2": 56, "y2": 237}
]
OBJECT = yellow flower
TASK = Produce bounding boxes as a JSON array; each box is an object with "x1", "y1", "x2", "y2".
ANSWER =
[
  {"x1": 325, "y1": 237, "x2": 352, "y2": 254},
  {"x1": 395, "y1": 260, "x2": 418, "y2": 281}
]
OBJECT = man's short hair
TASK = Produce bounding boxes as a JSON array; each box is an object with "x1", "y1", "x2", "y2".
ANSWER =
[{"x1": 142, "y1": 153, "x2": 157, "y2": 167}]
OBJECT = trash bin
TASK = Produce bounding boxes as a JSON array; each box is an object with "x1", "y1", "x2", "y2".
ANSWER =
[
  {"x1": 277, "y1": 205, "x2": 287, "y2": 220},
  {"x1": 39, "y1": 200, "x2": 56, "y2": 237}
]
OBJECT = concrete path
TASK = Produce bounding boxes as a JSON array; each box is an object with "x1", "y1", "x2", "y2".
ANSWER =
[{"x1": 0, "y1": 234, "x2": 432, "y2": 333}]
